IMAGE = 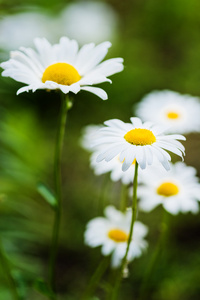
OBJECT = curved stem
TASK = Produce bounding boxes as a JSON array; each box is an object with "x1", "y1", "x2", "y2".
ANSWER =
[
  {"x1": 139, "y1": 209, "x2": 169, "y2": 300},
  {"x1": 0, "y1": 239, "x2": 19, "y2": 300},
  {"x1": 111, "y1": 162, "x2": 139, "y2": 300},
  {"x1": 48, "y1": 93, "x2": 69, "y2": 292},
  {"x1": 82, "y1": 257, "x2": 109, "y2": 300}
]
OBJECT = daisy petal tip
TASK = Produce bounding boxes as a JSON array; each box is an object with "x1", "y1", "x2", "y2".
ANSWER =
[
  {"x1": 105, "y1": 41, "x2": 112, "y2": 48},
  {"x1": 102, "y1": 94, "x2": 108, "y2": 100},
  {"x1": 122, "y1": 162, "x2": 130, "y2": 172},
  {"x1": 139, "y1": 163, "x2": 146, "y2": 170}
]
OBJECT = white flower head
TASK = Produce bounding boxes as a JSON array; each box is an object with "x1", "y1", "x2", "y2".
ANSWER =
[
  {"x1": 137, "y1": 162, "x2": 200, "y2": 215},
  {"x1": 60, "y1": 1, "x2": 119, "y2": 45},
  {"x1": 90, "y1": 151, "x2": 138, "y2": 185},
  {"x1": 0, "y1": 10, "x2": 59, "y2": 53},
  {"x1": 84, "y1": 206, "x2": 148, "y2": 268},
  {"x1": 93, "y1": 117, "x2": 186, "y2": 171},
  {"x1": 135, "y1": 90, "x2": 200, "y2": 134},
  {"x1": 0, "y1": 37, "x2": 124, "y2": 99}
]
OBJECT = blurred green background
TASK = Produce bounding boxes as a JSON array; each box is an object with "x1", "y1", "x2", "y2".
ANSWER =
[{"x1": 0, "y1": 0, "x2": 200, "y2": 299}]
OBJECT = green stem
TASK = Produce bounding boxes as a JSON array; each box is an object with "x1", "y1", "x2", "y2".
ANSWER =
[
  {"x1": 120, "y1": 184, "x2": 129, "y2": 212},
  {"x1": 111, "y1": 162, "x2": 139, "y2": 300},
  {"x1": 97, "y1": 173, "x2": 110, "y2": 215},
  {"x1": 139, "y1": 210, "x2": 169, "y2": 300},
  {"x1": 82, "y1": 257, "x2": 109, "y2": 300},
  {"x1": 48, "y1": 93, "x2": 69, "y2": 292},
  {"x1": 0, "y1": 239, "x2": 19, "y2": 300}
]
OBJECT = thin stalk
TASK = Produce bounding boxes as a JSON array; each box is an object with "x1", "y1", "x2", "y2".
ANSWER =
[
  {"x1": 120, "y1": 184, "x2": 129, "y2": 212},
  {"x1": 111, "y1": 162, "x2": 139, "y2": 300},
  {"x1": 139, "y1": 210, "x2": 169, "y2": 300},
  {"x1": 48, "y1": 93, "x2": 69, "y2": 291},
  {"x1": 97, "y1": 173, "x2": 110, "y2": 215},
  {"x1": 82, "y1": 257, "x2": 109, "y2": 300},
  {"x1": 0, "y1": 239, "x2": 19, "y2": 300}
]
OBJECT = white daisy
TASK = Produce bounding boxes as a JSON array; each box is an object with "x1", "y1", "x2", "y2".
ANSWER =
[
  {"x1": 60, "y1": 1, "x2": 118, "y2": 45},
  {"x1": 0, "y1": 10, "x2": 59, "y2": 53},
  {"x1": 92, "y1": 117, "x2": 186, "y2": 171},
  {"x1": 0, "y1": 37, "x2": 124, "y2": 99},
  {"x1": 90, "y1": 151, "x2": 137, "y2": 185},
  {"x1": 137, "y1": 162, "x2": 200, "y2": 215},
  {"x1": 84, "y1": 206, "x2": 148, "y2": 268},
  {"x1": 135, "y1": 90, "x2": 200, "y2": 134}
]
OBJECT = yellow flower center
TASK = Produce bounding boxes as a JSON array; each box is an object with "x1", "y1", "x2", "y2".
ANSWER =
[
  {"x1": 42, "y1": 62, "x2": 81, "y2": 85},
  {"x1": 108, "y1": 228, "x2": 129, "y2": 243},
  {"x1": 124, "y1": 129, "x2": 156, "y2": 146},
  {"x1": 166, "y1": 111, "x2": 180, "y2": 119},
  {"x1": 157, "y1": 182, "x2": 179, "y2": 197}
]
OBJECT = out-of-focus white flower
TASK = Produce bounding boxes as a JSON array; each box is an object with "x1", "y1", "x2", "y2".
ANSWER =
[
  {"x1": 60, "y1": 1, "x2": 119, "y2": 45},
  {"x1": 137, "y1": 162, "x2": 200, "y2": 215},
  {"x1": 135, "y1": 90, "x2": 200, "y2": 134},
  {"x1": 1, "y1": 37, "x2": 124, "y2": 99},
  {"x1": 0, "y1": 10, "x2": 59, "y2": 53},
  {"x1": 92, "y1": 117, "x2": 185, "y2": 171},
  {"x1": 0, "y1": 2, "x2": 119, "y2": 55},
  {"x1": 84, "y1": 206, "x2": 148, "y2": 268},
  {"x1": 80, "y1": 125, "x2": 103, "y2": 152},
  {"x1": 90, "y1": 152, "x2": 137, "y2": 185}
]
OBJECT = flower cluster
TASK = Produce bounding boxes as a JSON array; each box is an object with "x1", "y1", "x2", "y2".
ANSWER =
[
  {"x1": 80, "y1": 89, "x2": 200, "y2": 268},
  {"x1": 1, "y1": 34, "x2": 200, "y2": 295}
]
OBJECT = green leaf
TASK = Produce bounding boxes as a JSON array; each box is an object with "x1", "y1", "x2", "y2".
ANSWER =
[
  {"x1": 34, "y1": 278, "x2": 55, "y2": 300},
  {"x1": 37, "y1": 183, "x2": 57, "y2": 209}
]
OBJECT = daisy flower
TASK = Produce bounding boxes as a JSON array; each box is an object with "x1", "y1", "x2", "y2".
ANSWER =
[
  {"x1": 84, "y1": 206, "x2": 148, "y2": 268},
  {"x1": 90, "y1": 151, "x2": 138, "y2": 185},
  {"x1": 60, "y1": 1, "x2": 118, "y2": 45},
  {"x1": 93, "y1": 117, "x2": 186, "y2": 171},
  {"x1": 135, "y1": 90, "x2": 200, "y2": 134},
  {"x1": 137, "y1": 162, "x2": 200, "y2": 215},
  {"x1": 0, "y1": 37, "x2": 124, "y2": 99},
  {"x1": 0, "y1": 10, "x2": 59, "y2": 52}
]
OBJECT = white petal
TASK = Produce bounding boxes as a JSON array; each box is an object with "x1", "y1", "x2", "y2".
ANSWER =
[
  {"x1": 81, "y1": 86, "x2": 108, "y2": 100},
  {"x1": 135, "y1": 146, "x2": 146, "y2": 169},
  {"x1": 79, "y1": 41, "x2": 111, "y2": 74},
  {"x1": 139, "y1": 196, "x2": 162, "y2": 212},
  {"x1": 101, "y1": 241, "x2": 115, "y2": 255},
  {"x1": 130, "y1": 117, "x2": 143, "y2": 128}
]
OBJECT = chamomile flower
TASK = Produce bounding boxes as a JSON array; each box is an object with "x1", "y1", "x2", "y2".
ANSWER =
[
  {"x1": 137, "y1": 162, "x2": 200, "y2": 215},
  {"x1": 135, "y1": 90, "x2": 200, "y2": 134},
  {"x1": 60, "y1": 1, "x2": 118, "y2": 45},
  {"x1": 0, "y1": 10, "x2": 59, "y2": 52},
  {"x1": 93, "y1": 117, "x2": 185, "y2": 171},
  {"x1": 0, "y1": 37, "x2": 124, "y2": 99},
  {"x1": 84, "y1": 206, "x2": 148, "y2": 268},
  {"x1": 90, "y1": 151, "x2": 137, "y2": 185}
]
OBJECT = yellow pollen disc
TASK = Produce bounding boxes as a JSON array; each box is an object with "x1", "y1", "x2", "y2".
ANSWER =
[
  {"x1": 157, "y1": 182, "x2": 179, "y2": 197},
  {"x1": 108, "y1": 228, "x2": 129, "y2": 243},
  {"x1": 42, "y1": 62, "x2": 81, "y2": 86},
  {"x1": 124, "y1": 129, "x2": 156, "y2": 146},
  {"x1": 167, "y1": 111, "x2": 180, "y2": 119}
]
